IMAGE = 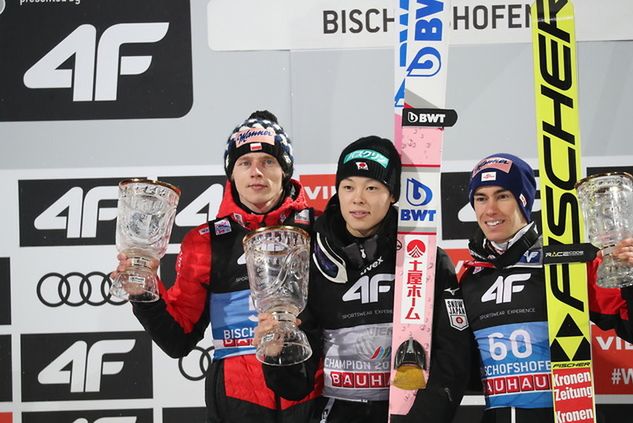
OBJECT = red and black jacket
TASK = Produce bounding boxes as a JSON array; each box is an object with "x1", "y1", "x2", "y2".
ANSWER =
[{"x1": 132, "y1": 179, "x2": 321, "y2": 423}]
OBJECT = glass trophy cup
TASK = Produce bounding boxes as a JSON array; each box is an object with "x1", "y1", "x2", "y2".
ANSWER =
[
  {"x1": 243, "y1": 226, "x2": 312, "y2": 366},
  {"x1": 111, "y1": 178, "x2": 181, "y2": 302},
  {"x1": 576, "y1": 172, "x2": 633, "y2": 288}
]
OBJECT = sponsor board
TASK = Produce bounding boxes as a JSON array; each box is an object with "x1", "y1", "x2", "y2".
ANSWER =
[
  {"x1": 156, "y1": 175, "x2": 226, "y2": 243},
  {"x1": 298, "y1": 174, "x2": 336, "y2": 213},
  {"x1": 0, "y1": 258, "x2": 10, "y2": 325},
  {"x1": 163, "y1": 408, "x2": 207, "y2": 423},
  {"x1": 19, "y1": 175, "x2": 226, "y2": 247},
  {"x1": 207, "y1": 0, "x2": 633, "y2": 51},
  {"x1": 19, "y1": 178, "x2": 126, "y2": 247},
  {"x1": 0, "y1": 335, "x2": 11, "y2": 402},
  {"x1": 21, "y1": 331, "x2": 152, "y2": 401},
  {"x1": 592, "y1": 325, "x2": 633, "y2": 394},
  {"x1": 0, "y1": 0, "x2": 192, "y2": 121}
]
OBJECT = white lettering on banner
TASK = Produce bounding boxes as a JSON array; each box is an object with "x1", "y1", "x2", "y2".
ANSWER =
[
  {"x1": 556, "y1": 409, "x2": 594, "y2": 423},
  {"x1": 485, "y1": 359, "x2": 550, "y2": 376},
  {"x1": 554, "y1": 385, "x2": 593, "y2": 400},
  {"x1": 34, "y1": 186, "x2": 118, "y2": 238},
  {"x1": 596, "y1": 336, "x2": 633, "y2": 351},
  {"x1": 322, "y1": 8, "x2": 393, "y2": 34},
  {"x1": 24, "y1": 23, "x2": 169, "y2": 101},
  {"x1": 174, "y1": 184, "x2": 223, "y2": 228},
  {"x1": 207, "y1": 0, "x2": 633, "y2": 51},
  {"x1": 452, "y1": 4, "x2": 530, "y2": 31},
  {"x1": 610, "y1": 368, "x2": 633, "y2": 385},
  {"x1": 305, "y1": 185, "x2": 337, "y2": 201},
  {"x1": 38, "y1": 340, "x2": 135, "y2": 393}
]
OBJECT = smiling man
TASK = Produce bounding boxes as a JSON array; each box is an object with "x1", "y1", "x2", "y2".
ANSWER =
[
  {"x1": 114, "y1": 110, "x2": 320, "y2": 423},
  {"x1": 257, "y1": 136, "x2": 471, "y2": 423},
  {"x1": 460, "y1": 153, "x2": 633, "y2": 423}
]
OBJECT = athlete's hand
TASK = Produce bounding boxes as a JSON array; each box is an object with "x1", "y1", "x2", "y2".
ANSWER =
[
  {"x1": 253, "y1": 313, "x2": 302, "y2": 357},
  {"x1": 109, "y1": 253, "x2": 160, "y2": 297},
  {"x1": 612, "y1": 238, "x2": 633, "y2": 265},
  {"x1": 110, "y1": 252, "x2": 159, "y2": 279}
]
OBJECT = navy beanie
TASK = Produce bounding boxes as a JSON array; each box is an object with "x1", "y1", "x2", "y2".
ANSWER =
[
  {"x1": 224, "y1": 110, "x2": 294, "y2": 183},
  {"x1": 336, "y1": 136, "x2": 402, "y2": 201},
  {"x1": 468, "y1": 153, "x2": 536, "y2": 221}
]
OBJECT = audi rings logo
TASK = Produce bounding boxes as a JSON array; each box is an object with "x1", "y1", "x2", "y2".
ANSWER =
[
  {"x1": 178, "y1": 345, "x2": 214, "y2": 381},
  {"x1": 37, "y1": 272, "x2": 126, "y2": 307}
]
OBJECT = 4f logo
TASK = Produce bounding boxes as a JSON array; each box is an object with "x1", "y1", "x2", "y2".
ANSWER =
[
  {"x1": 19, "y1": 178, "x2": 123, "y2": 246},
  {"x1": 481, "y1": 274, "x2": 529, "y2": 304},
  {"x1": 38, "y1": 340, "x2": 135, "y2": 393},
  {"x1": 342, "y1": 274, "x2": 394, "y2": 304},
  {"x1": 21, "y1": 332, "x2": 152, "y2": 401},
  {"x1": 35, "y1": 186, "x2": 118, "y2": 238},
  {"x1": 0, "y1": 0, "x2": 192, "y2": 121},
  {"x1": 24, "y1": 23, "x2": 168, "y2": 102}
]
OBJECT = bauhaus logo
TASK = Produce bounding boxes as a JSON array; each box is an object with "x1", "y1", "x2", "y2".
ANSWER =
[
  {"x1": 19, "y1": 175, "x2": 226, "y2": 247},
  {"x1": 21, "y1": 331, "x2": 152, "y2": 401},
  {"x1": 22, "y1": 409, "x2": 153, "y2": 423},
  {"x1": 0, "y1": 0, "x2": 192, "y2": 121}
]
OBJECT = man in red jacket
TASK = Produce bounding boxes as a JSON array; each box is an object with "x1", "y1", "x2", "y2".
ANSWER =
[{"x1": 113, "y1": 110, "x2": 320, "y2": 422}]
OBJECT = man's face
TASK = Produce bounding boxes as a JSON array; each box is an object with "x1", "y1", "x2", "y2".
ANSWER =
[
  {"x1": 231, "y1": 152, "x2": 284, "y2": 213},
  {"x1": 338, "y1": 176, "x2": 394, "y2": 238},
  {"x1": 472, "y1": 185, "x2": 528, "y2": 243}
]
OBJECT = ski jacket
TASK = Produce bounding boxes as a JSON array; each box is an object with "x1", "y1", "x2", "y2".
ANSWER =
[
  {"x1": 460, "y1": 222, "x2": 633, "y2": 422},
  {"x1": 264, "y1": 195, "x2": 471, "y2": 423},
  {"x1": 132, "y1": 179, "x2": 320, "y2": 423}
]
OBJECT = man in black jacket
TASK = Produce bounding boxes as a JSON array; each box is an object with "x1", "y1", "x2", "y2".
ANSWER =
[
  {"x1": 255, "y1": 136, "x2": 471, "y2": 422},
  {"x1": 460, "y1": 153, "x2": 633, "y2": 423}
]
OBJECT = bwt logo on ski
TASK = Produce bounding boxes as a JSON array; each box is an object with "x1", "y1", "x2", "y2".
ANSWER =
[
  {"x1": 21, "y1": 409, "x2": 153, "y2": 423},
  {"x1": 395, "y1": 0, "x2": 447, "y2": 107},
  {"x1": 400, "y1": 178, "x2": 437, "y2": 223},
  {"x1": 403, "y1": 108, "x2": 458, "y2": 127},
  {"x1": 21, "y1": 331, "x2": 152, "y2": 401},
  {"x1": 0, "y1": 0, "x2": 192, "y2": 121}
]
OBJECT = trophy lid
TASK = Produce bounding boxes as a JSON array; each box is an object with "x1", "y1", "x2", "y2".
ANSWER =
[
  {"x1": 575, "y1": 172, "x2": 633, "y2": 190},
  {"x1": 242, "y1": 225, "x2": 310, "y2": 248},
  {"x1": 119, "y1": 178, "x2": 182, "y2": 197}
]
